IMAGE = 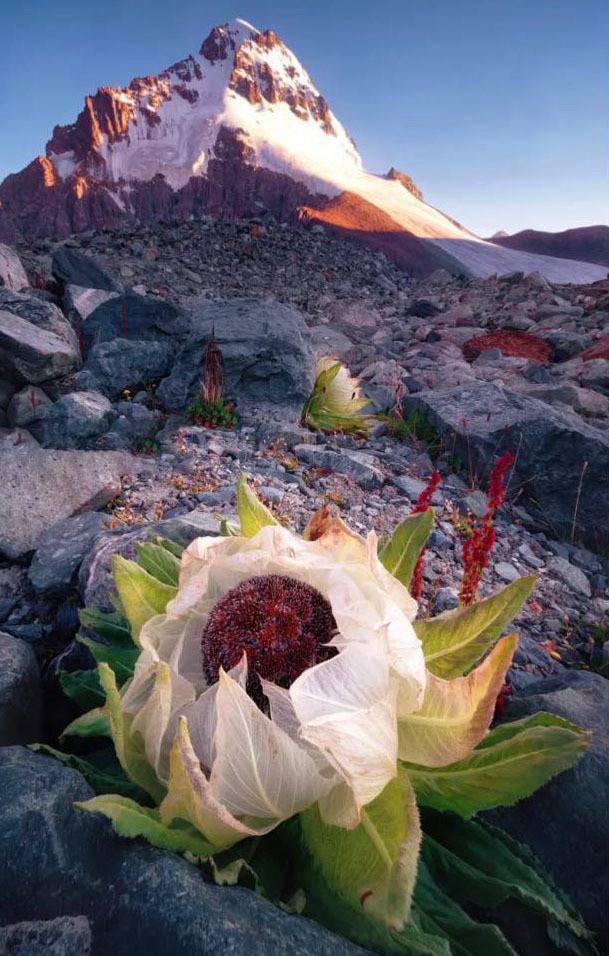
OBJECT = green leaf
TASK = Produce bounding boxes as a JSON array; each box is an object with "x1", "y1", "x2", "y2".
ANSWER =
[
  {"x1": 98, "y1": 662, "x2": 166, "y2": 803},
  {"x1": 61, "y1": 706, "x2": 110, "y2": 739},
  {"x1": 75, "y1": 793, "x2": 216, "y2": 857},
  {"x1": 413, "y1": 861, "x2": 518, "y2": 956},
  {"x1": 157, "y1": 536, "x2": 184, "y2": 559},
  {"x1": 78, "y1": 607, "x2": 133, "y2": 646},
  {"x1": 415, "y1": 577, "x2": 535, "y2": 679},
  {"x1": 421, "y1": 809, "x2": 597, "y2": 951},
  {"x1": 135, "y1": 541, "x2": 181, "y2": 587},
  {"x1": 218, "y1": 516, "x2": 240, "y2": 536},
  {"x1": 111, "y1": 555, "x2": 177, "y2": 644},
  {"x1": 29, "y1": 744, "x2": 152, "y2": 803},
  {"x1": 379, "y1": 511, "x2": 434, "y2": 589},
  {"x1": 300, "y1": 770, "x2": 421, "y2": 929},
  {"x1": 237, "y1": 474, "x2": 279, "y2": 537},
  {"x1": 59, "y1": 668, "x2": 105, "y2": 710},
  {"x1": 404, "y1": 712, "x2": 590, "y2": 818},
  {"x1": 77, "y1": 635, "x2": 139, "y2": 684}
]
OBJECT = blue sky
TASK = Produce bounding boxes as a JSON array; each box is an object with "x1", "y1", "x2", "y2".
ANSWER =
[{"x1": 1, "y1": 0, "x2": 606, "y2": 235}]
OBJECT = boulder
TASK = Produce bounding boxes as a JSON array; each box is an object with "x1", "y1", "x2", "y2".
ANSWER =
[
  {"x1": 0, "y1": 287, "x2": 78, "y2": 349},
  {"x1": 293, "y1": 444, "x2": 383, "y2": 489},
  {"x1": 0, "y1": 916, "x2": 92, "y2": 956},
  {"x1": 28, "y1": 511, "x2": 111, "y2": 599},
  {"x1": 7, "y1": 385, "x2": 53, "y2": 427},
  {"x1": 485, "y1": 671, "x2": 609, "y2": 949},
  {"x1": 52, "y1": 246, "x2": 124, "y2": 292},
  {"x1": 0, "y1": 243, "x2": 28, "y2": 291},
  {"x1": 404, "y1": 383, "x2": 609, "y2": 549},
  {"x1": 157, "y1": 300, "x2": 315, "y2": 420},
  {"x1": 82, "y1": 339, "x2": 174, "y2": 398},
  {"x1": 0, "y1": 446, "x2": 138, "y2": 559},
  {"x1": 0, "y1": 748, "x2": 368, "y2": 956},
  {"x1": 0, "y1": 633, "x2": 41, "y2": 745},
  {"x1": 64, "y1": 283, "x2": 120, "y2": 322},
  {"x1": 36, "y1": 391, "x2": 114, "y2": 448},
  {"x1": 82, "y1": 294, "x2": 188, "y2": 354},
  {"x1": 0, "y1": 310, "x2": 80, "y2": 384}
]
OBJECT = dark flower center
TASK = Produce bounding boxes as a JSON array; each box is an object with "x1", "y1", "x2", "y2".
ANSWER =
[{"x1": 201, "y1": 573, "x2": 337, "y2": 708}]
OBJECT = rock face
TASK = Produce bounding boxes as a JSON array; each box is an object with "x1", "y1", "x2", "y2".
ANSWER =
[
  {"x1": 0, "y1": 310, "x2": 80, "y2": 384},
  {"x1": 0, "y1": 916, "x2": 92, "y2": 956},
  {"x1": 486, "y1": 671, "x2": 609, "y2": 950},
  {"x1": 80, "y1": 294, "x2": 188, "y2": 354},
  {"x1": 489, "y1": 225, "x2": 609, "y2": 267},
  {"x1": 82, "y1": 339, "x2": 174, "y2": 398},
  {"x1": 0, "y1": 243, "x2": 29, "y2": 291},
  {"x1": 0, "y1": 748, "x2": 369, "y2": 956},
  {"x1": 404, "y1": 383, "x2": 609, "y2": 549},
  {"x1": 0, "y1": 633, "x2": 41, "y2": 745},
  {"x1": 28, "y1": 511, "x2": 110, "y2": 598},
  {"x1": 35, "y1": 391, "x2": 115, "y2": 448},
  {"x1": 52, "y1": 246, "x2": 124, "y2": 292},
  {"x1": 157, "y1": 299, "x2": 315, "y2": 419},
  {"x1": 0, "y1": 288, "x2": 78, "y2": 348},
  {"x1": 0, "y1": 446, "x2": 138, "y2": 559}
]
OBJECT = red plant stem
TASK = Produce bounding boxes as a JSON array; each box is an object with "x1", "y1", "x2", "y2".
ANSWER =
[
  {"x1": 459, "y1": 451, "x2": 514, "y2": 606},
  {"x1": 121, "y1": 301, "x2": 127, "y2": 337}
]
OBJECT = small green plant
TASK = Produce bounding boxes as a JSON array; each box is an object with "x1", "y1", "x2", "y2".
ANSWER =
[
  {"x1": 134, "y1": 438, "x2": 160, "y2": 457},
  {"x1": 187, "y1": 328, "x2": 238, "y2": 430},
  {"x1": 301, "y1": 357, "x2": 374, "y2": 436}
]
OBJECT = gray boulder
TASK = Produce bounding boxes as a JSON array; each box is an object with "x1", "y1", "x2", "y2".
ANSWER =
[
  {"x1": 83, "y1": 339, "x2": 174, "y2": 398},
  {"x1": 102, "y1": 401, "x2": 162, "y2": 450},
  {"x1": 485, "y1": 671, "x2": 609, "y2": 949},
  {"x1": 52, "y1": 246, "x2": 124, "y2": 293},
  {"x1": 0, "y1": 748, "x2": 369, "y2": 956},
  {"x1": 0, "y1": 446, "x2": 139, "y2": 559},
  {"x1": 82, "y1": 294, "x2": 188, "y2": 354},
  {"x1": 7, "y1": 385, "x2": 53, "y2": 427},
  {"x1": 404, "y1": 382, "x2": 609, "y2": 549},
  {"x1": 157, "y1": 300, "x2": 315, "y2": 420},
  {"x1": 0, "y1": 916, "x2": 91, "y2": 956},
  {"x1": 28, "y1": 511, "x2": 112, "y2": 599},
  {"x1": 0, "y1": 633, "x2": 41, "y2": 745},
  {"x1": 0, "y1": 288, "x2": 78, "y2": 349},
  {"x1": 0, "y1": 243, "x2": 28, "y2": 291},
  {"x1": 64, "y1": 284, "x2": 120, "y2": 323},
  {"x1": 0, "y1": 310, "x2": 80, "y2": 384},
  {"x1": 293, "y1": 444, "x2": 383, "y2": 489},
  {"x1": 36, "y1": 391, "x2": 114, "y2": 448}
]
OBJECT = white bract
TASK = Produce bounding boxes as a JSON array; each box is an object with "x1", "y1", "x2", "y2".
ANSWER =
[{"x1": 114, "y1": 517, "x2": 426, "y2": 846}]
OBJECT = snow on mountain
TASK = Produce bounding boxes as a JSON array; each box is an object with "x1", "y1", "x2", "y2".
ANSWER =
[{"x1": 1, "y1": 18, "x2": 605, "y2": 283}]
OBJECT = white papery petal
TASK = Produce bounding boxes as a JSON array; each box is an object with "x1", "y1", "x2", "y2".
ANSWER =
[
  {"x1": 129, "y1": 661, "x2": 195, "y2": 784},
  {"x1": 290, "y1": 643, "x2": 398, "y2": 818},
  {"x1": 139, "y1": 611, "x2": 211, "y2": 695},
  {"x1": 261, "y1": 678, "x2": 337, "y2": 776},
  {"x1": 210, "y1": 670, "x2": 333, "y2": 824},
  {"x1": 181, "y1": 655, "x2": 248, "y2": 772}
]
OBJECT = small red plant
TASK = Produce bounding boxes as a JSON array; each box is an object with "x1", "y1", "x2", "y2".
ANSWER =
[
  {"x1": 409, "y1": 470, "x2": 441, "y2": 602},
  {"x1": 463, "y1": 331, "x2": 552, "y2": 364},
  {"x1": 459, "y1": 451, "x2": 514, "y2": 606},
  {"x1": 187, "y1": 329, "x2": 238, "y2": 429}
]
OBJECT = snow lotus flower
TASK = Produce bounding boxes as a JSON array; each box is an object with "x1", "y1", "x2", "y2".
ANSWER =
[
  {"x1": 74, "y1": 476, "x2": 590, "y2": 941},
  {"x1": 301, "y1": 356, "x2": 374, "y2": 435}
]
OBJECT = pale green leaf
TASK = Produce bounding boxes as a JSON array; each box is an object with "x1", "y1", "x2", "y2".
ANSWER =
[
  {"x1": 301, "y1": 359, "x2": 374, "y2": 436},
  {"x1": 135, "y1": 541, "x2": 181, "y2": 586},
  {"x1": 98, "y1": 662, "x2": 166, "y2": 803},
  {"x1": 405, "y1": 712, "x2": 590, "y2": 818},
  {"x1": 156, "y1": 536, "x2": 184, "y2": 559},
  {"x1": 237, "y1": 473, "x2": 279, "y2": 537},
  {"x1": 300, "y1": 769, "x2": 421, "y2": 929},
  {"x1": 398, "y1": 635, "x2": 517, "y2": 767},
  {"x1": 415, "y1": 577, "x2": 535, "y2": 679},
  {"x1": 75, "y1": 793, "x2": 216, "y2": 857},
  {"x1": 61, "y1": 706, "x2": 110, "y2": 739},
  {"x1": 379, "y1": 511, "x2": 434, "y2": 589},
  {"x1": 111, "y1": 554, "x2": 177, "y2": 644}
]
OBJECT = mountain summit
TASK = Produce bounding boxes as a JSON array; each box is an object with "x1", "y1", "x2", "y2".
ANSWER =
[{"x1": 0, "y1": 19, "x2": 604, "y2": 282}]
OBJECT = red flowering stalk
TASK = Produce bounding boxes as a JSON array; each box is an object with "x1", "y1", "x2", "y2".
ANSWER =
[
  {"x1": 459, "y1": 451, "x2": 514, "y2": 606},
  {"x1": 409, "y1": 470, "x2": 441, "y2": 602},
  {"x1": 202, "y1": 327, "x2": 223, "y2": 406}
]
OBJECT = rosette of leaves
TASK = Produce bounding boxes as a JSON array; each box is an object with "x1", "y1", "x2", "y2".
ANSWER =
[
  {"x1": 301, "y1": 357, "x2": 375, "y2": 436},
  {"x1": 40, "y1": 480, "x2": 598, "y2": 956}
]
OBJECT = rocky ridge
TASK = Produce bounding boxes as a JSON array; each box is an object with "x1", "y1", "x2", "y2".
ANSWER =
[{"x1": 0, "y1": 218, "x2": 608, "y2": 953}]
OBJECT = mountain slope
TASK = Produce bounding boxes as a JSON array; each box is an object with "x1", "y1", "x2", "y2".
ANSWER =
[
  {"x1": 0, "y1": 18, "x2": 605, "y2": 283},
  {"x1": 487, "y1": 226, "x2": 609, "y2": 268}
]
